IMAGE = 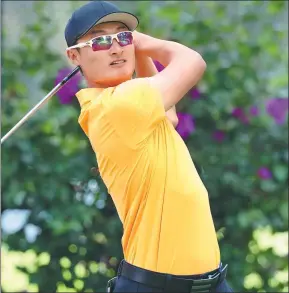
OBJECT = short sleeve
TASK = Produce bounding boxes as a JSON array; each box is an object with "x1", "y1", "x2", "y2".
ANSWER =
[{"x1": 102, "y1": 78, "x2": 166, "y2": 148}]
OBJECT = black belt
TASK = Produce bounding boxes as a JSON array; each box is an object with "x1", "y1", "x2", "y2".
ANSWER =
[{"x1": 118, "y1": 260, "x2": 228, "y2": 292}]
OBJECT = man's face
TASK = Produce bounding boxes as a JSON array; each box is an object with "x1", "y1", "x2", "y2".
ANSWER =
[{"x1": 67, "y1": 22, "x2": 135, "y2": 87}]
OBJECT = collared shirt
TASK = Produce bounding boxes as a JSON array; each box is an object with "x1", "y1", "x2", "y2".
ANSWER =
[{"x1": 76, "y1": 78, "x2": 220, "y2": 275}]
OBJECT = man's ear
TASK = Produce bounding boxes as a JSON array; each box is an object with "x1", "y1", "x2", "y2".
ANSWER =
[{"x1": 66, "y1": 49, "x2": 81, "y2": 67}]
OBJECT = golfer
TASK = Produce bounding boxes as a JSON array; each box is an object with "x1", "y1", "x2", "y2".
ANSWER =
[{"x1": 65, "y1": 1, "x2": 233, "y2": 292}]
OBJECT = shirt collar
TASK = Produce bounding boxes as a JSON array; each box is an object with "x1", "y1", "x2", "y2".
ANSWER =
[{"x1": 76, "y1": 88, "x2": 104, "y2": 108}]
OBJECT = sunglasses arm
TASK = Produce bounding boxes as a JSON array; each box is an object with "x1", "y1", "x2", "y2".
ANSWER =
[{"x1": 66, "y1": 41, "x2": 91, "y2": 51}]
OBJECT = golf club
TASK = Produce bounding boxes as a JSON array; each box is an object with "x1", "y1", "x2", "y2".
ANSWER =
[{"x1": 1, "y1": 66, "x2": 81, "y2": 145}]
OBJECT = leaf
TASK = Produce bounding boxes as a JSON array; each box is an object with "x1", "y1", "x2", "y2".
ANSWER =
[
  {"x1": 156, "y1": 4, "x2": 180, "y2": 25},
  {"x1": 260, "y1": 180, "x2": 278, "y2": 193},
  {"x1": 273, "y1": 165, "x2": 288, "y2": 182}
]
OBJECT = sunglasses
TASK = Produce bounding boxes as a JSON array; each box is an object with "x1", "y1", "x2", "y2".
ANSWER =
[{"x1": 66, "y1": 31, "x2": 133, "y2": 52}]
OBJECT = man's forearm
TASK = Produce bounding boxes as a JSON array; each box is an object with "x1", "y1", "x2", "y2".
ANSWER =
[
  {"x1": 166, "y1": 106, "x2": 178, "y2": 128},
  {"x1": 135, "y1": 51, "x2": 158, "y2": 78},
  {"x1": 134, "y1": 49, "x2": 178, "y2": 128}
]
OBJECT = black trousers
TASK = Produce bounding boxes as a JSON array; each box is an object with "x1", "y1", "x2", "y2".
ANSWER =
[{"x1": 112, "y1": 261, "x2": 234, "y2": 292}]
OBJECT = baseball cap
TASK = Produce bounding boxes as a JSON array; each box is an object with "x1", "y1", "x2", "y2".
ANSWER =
[{"x1": 65, "y1": 1, "x2": 139, "y2": 47}]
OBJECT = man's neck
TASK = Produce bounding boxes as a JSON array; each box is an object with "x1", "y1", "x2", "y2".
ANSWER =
[{"x1": 86, "y1": 76, "x2": 133, "y2": 88}]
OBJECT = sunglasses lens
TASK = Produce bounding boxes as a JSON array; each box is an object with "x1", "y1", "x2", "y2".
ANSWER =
[
  {"x1": 91, "y1": 32, "x2": 133, "y2": 51},
  {"x1": 92, "y1": 36, "x2": 112, "y2": 51},
  {"x1": 117, "y1": 32, "x2": 133, "y2": 47}
]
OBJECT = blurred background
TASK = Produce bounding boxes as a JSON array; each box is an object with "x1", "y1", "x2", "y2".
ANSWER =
[{"x1": 1, "y1": 1, "x2": 288, "y2": 292}]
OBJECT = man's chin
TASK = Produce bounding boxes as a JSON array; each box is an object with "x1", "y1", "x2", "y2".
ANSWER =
[{"x1": 98, "y1": 75, "x2": 132, "y2": 87}]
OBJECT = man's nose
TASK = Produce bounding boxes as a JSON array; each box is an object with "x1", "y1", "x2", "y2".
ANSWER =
[{"x1": 110, "y1": 39, "x2": 123, "y2": 55}]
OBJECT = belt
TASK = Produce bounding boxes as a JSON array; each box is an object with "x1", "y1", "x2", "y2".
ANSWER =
[{"x1": 118, "y1": 260, "x2": 228, "y2": 292}]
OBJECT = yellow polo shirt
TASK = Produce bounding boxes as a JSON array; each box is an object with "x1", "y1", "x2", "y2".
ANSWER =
[{"x1": 76, "y1": 78, "x2": 220, "y2": 275}]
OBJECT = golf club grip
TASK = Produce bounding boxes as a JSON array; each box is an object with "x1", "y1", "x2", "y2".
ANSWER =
[{"x1": 1, "y1": 66, "x2": 80, "y2": 144}]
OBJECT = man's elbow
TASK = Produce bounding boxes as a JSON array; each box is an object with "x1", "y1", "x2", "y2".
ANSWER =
[
  {"x1": 200, "y1": 56, "x2": 207, "y2": 73},
  {"x1": 200, "y1": 55, "x2": 207, "y2": 74},
  {"x1": 185, "y1": 52, "x2": 207, "y2": 86},
  {"x1": 193, "y1": 52, "x2": 207, "y2": 74}
]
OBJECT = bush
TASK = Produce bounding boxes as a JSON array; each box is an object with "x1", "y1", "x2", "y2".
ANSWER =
[{"x1": 2, "y1": 1, "x2": 288, "y2": 292}]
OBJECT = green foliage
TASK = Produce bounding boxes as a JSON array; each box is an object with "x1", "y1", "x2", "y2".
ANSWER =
[{"x1": 2, "y1": 1, "x2": 288, "y2": 292}]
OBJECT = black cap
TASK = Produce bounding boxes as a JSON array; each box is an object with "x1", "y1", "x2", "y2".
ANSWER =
[{"x1": 65, "y1": 1, "x2": 139, "y2": 47}]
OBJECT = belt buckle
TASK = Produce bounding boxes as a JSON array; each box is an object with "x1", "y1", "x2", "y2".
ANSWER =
[
  {"x1": 190, "y1": 271, "x2": 221, "y2": 293},
  {"x1": 208, "y1": 271, "x2": 220, "y2": 280},
  {"x1": 107, "y1": 277, "x2": 117, "y2": 293}
]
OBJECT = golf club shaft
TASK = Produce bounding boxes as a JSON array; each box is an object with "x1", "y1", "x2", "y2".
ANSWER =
[{"x1": 1, "y1": 66, "x2": 80, "y2": 144}]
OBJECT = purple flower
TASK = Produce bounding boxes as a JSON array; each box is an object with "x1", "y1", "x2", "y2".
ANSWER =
[
  {"x1": 212, "y1": 130, "x2": 225, "y2": 142},
  {"x1": 232, "y1": 107, "x2": 249, "y2": 124},
  {"x1": 232, "y1": 107, "x2": 243, "y2": 118},
  {"x1": 257, "y1": 167, "x2": 272, "y2": 180},
  {"x1": 153, "y1": 60, "x2": 165, "y2": 72},
  {"x1": 249, "y1": 105, "x2": 259, "y2": 116},
  {"x1": 55, "y1": 68, "x2": 81, "y2": 104},
  {"x1": 176, "y1": 113, "x2": 195, "y2": 139},
  {"x1": 190, "y1": 87, "x2": 201, "y2": 100},
  {"x1": 265, "y1": 98, "x2": 288, "y2": 125}
]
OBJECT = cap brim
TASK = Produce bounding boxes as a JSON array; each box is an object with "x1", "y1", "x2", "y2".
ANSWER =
[
  {"x1": 75, "y1": 12, "x2": 139, "y2": 45},
  {"x1": 95, "y1": 12, "x2": 139, "y2": 31}
]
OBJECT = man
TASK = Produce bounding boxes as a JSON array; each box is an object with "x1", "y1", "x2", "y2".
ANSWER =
[{"x1": 65, "y1": 1, "x2": 233, "y2": 292}]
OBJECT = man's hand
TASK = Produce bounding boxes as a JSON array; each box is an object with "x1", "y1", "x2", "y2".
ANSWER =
[{"x1": 132, "y1": 30, "x2": 144, "y2": 52}]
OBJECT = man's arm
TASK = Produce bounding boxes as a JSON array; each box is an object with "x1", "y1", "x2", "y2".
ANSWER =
[
  {"x1": 135, "y1": 51, "x2": 178, "y2": 127},
  {"x1": 166, "y1": 106, "x2": 178, "y2": 128},
  {"x1": 135, "y1": 51, "x2": 158, "y2": 77},
  {"x1": 133, "y1": 32, "x2": 206, "y2": 111}
]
